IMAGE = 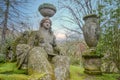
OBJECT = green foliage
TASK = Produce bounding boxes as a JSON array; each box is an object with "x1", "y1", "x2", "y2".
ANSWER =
[
  {"x1": 0, "y1": 38, "x2": 15, "y2": 62},
  {"x1": 97, "y1": 0, "x2": 120, "y2": 72},
  {"x1": 0, "y1": 54, "x2": 6, "y2": 63}
]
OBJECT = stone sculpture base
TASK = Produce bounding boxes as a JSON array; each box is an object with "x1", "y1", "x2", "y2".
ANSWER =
[
  {"x1": 82, "y1": 50, "x2": 103, "y2": 75},
  {"x1": 28, "y1": 47, "x2": 70, "y2": 80}
]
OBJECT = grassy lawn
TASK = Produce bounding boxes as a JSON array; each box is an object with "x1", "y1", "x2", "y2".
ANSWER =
[
  {"x1": 0, "y1": 62, "x2": 27, "y2": 74},
  {"x1": 0, "y1": 63, "x2": 119, "y2": 80},
  {"x1": 0, "y1": 62, "x2": 28, "y2": 80},
  {"x1": 70, "y1": 65, "x2": 119, "y2": 80},
  {"x1": 70, "y1": 65, "x2": 85, "y2": 80},
  {"x1": 0, "y1": 74, "x2": 28, "y2": 80}
]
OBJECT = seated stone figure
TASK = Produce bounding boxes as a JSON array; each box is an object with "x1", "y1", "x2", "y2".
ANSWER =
[
  {"x1": 16, "y1": 17, "x2": 60, "y2": 69},
  {"x1": 16, "y1": 17, "x2": 69, "y2": 80},
  {"x1": 28, "y1": 17, "x2": 60, "y2": 56}
]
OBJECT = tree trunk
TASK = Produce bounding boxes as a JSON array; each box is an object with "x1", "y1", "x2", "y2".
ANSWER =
[{"x1": 1, "y1": 0, "x2": 9, "y2": 45}]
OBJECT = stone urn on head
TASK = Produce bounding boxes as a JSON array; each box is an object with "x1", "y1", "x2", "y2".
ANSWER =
[
  {"x1": 38, "y1": 3, "x2": 57, "y2": 17},
  {"x1": 82, "y1": 14, "x2": 102, "y2": 75}
]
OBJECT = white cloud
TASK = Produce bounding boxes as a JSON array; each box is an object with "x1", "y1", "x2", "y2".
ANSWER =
[{"x1": 55, "y1": 33, "x2": 66, "y2": 40}]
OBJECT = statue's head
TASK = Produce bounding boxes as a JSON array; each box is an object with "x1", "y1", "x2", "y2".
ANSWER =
[{"x1": 40, "y1": 17, "x2": 52, "y2": 30}]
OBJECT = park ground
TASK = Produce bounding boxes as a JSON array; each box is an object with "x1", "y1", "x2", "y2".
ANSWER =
[{"x1": 0, "y1": 62, "x2": 119, "y2": 80}]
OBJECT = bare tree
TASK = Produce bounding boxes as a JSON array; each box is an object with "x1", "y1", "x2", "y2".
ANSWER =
[
  {"x1": 0, "y1": 0, "x2": 31, "y2": 45},
  {"x1": 58, "y1": 0, "x2": 98, "y2": 33}
]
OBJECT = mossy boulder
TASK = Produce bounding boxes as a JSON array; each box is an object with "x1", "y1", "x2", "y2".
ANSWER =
[
  {"x1": 52, "y1": 56, "x2": 70, "y2": 80},
  {"x1": 28, "y1": 47, "x2": 55, "y2": 80},
  {"x1": 16, "y1": 44, "x2": 31, "y2": 69}
]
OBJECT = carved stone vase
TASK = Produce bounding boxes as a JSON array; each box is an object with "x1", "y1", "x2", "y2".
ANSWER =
[
  {"x1": 83, "y1": 14, "x2": 100, "y2": 48},
  {"x1": 82, "y1": 14, "x2": 102, "y2": 75},
  {"x1": 38, "y1": 3, "x2": 56, "y2": 17}
]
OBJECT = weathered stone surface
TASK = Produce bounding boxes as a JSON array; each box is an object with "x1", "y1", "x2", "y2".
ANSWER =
[
  {"x1": 16, "y1": 44, "x2": 31, "y2": 69},
  {"x1": 84, "y1": 58, "x2": 101, "y2": 70},
  {"x1": 82, "y1": 53, "x2": 102, "y2": 75},
  {"x1": 28, "y1": 47, "x2": 54, "y2": 80},
  {"x1": 39, "y1": 3, "x2": 56, "y2": 17},
  {"x1": 52, "y1": 55, "x2": 70, "y2": 80},
  {"x1": 83, "y1": 14, "x2": 100, "y2": 48}
]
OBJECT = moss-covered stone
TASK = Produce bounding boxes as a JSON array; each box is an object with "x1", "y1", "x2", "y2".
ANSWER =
[
  {"x1": 28, "y1": 73, "x2": 46, "y2": 80},
  {"x1": 82, "y1": 49, "x2": 103, "y2": 75},
  {"x1": 52, "y1": 56, "x2": 70, "y2": 80},
  {"x1": 82, "y1": 49, "x2": 103, "y2": 58},
  {"x1": 16, "y1": 44, "x2": 31, "y2": 69},
  {"x1": 28, "y1": 47, "x2": 54, "y2": 80},
  {"x1": 84, "y1": 70, "x2": 102, "y2": 75}
]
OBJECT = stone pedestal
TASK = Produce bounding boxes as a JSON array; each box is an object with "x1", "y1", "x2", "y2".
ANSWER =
[
  {"x1": 52, "y1": 55, "x2": 70, "y2": 80},
  {"x1": 82, "y1": 50, "x2": 103, "y2": 75},
  {"x1": 82, "y1": 14, "x2": 102, "y2": 75},
  {"x1": 28, "y1": 47, "x2": 55, "y2": 80}
]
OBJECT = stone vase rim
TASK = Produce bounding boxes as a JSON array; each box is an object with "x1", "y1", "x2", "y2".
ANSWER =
[
  {"x1": 83, "y1": 14, "x2": 98, "y2": 21},
  {"x1": 39, "y1": 3, "x2": 57, "y2": 12}
]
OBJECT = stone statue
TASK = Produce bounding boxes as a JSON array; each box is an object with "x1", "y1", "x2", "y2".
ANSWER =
[
  {"x1": 39, "y1": 17, "x2": 59, "y2": 56},
  {"x1": 16, "y1": 17, "x2": 60, "y2": 70},
  {"x1": 16, "y1": 3, "x2": 70, "y2": 80}
]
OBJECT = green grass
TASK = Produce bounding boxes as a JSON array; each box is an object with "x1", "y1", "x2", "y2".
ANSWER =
[
  {"x1": 70, "y1": 65, "x2": 119, "y2": 80},
  {"x1": 95, "y1": 74, "x2": 120, "y2": 80},
  {"x1": 0, "y1": 62, "x2": 27, "y2": 74},
  {"x1": 0, "y1": 74, "x2": 28, "y2": 80},
  {"x1": 0, "y1": 62, "x2": 28, "y2": 80},
  {"x1": 70, "y1": 65, "x2": 85, "y2": 80},
  {"x1": 0, "y1": 63, "x2": 119, "y2": 80}
]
